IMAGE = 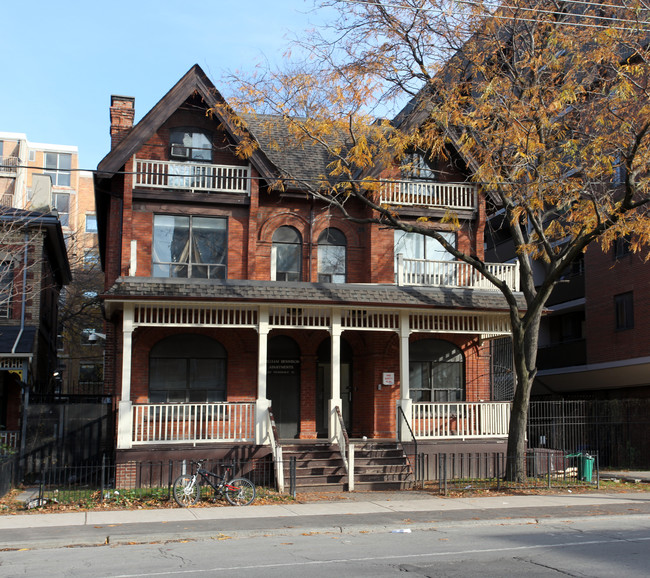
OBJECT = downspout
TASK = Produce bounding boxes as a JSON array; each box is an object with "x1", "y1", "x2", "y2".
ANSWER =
[
  {"x1": 309, "y1": 199, "x2": 314, "y2": 281},
  {"x1": 11, "y1": 231, "x2": 29, "y2": 354}
]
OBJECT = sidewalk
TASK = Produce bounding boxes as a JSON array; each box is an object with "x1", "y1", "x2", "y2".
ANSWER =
[{"x1": 1, "y1": 490, "x2": 649, "y2": 549}]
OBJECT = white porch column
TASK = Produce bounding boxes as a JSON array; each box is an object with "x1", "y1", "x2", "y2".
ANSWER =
[
  {"x1": 329, "y1": 309, "x2": 342, "y2": 442},
  {"x1": 117, "y1": 304, "x2": 134, "y2": 450},
  {"x1": 255, "y1": 306, "x2": 271, "y2": 445},
  {"x1": 398, "y1": 311, "x2": 412, "y2": 442}
]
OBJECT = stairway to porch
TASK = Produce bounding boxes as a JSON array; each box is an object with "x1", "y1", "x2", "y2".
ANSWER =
[{"x1": 280, "y1": 440, "x2": 414, "y2": 492}]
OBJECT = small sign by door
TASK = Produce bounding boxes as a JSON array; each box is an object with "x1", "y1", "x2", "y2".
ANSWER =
[{"x1": 382, "y1": 372, "x2": 395, "y2": 386}]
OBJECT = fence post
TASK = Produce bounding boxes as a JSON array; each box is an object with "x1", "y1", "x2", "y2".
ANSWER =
[
  {"x1": 496, "y1": 454, "x2": 501, "y2": 491},
  {"x1": 596, "y1": 452, "x2": 600, "y2": 490},
  {"x1": 290, "y1": 456, "x2": 296, "y2": 499},
  {"x1": 100, "y1": 454, "x2": 106, "y2": 502},
  {"x1": 168, "y1": 460, "x2": 173, "y2": 499},
  {"x1": 547, "y1": 451, "x2": 551, "y2": 489},
  {"x1": 442, "y1": 454, "x2": 447, "y2": 496},
  {"x1": 39, "y1": 469, "x2": 44, "y2": 503}
]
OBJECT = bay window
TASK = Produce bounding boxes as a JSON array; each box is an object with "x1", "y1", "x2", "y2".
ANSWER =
[{"x1": 153, "y1": 215, "x2": 227, "y2": 279}]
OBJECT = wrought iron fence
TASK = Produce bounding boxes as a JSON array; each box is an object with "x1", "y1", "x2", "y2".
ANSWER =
[
  {"x1": 33, "y1": 457, "x2": 276, "y2": 505},
  {"x1": 528, "y1": 399, "x2": 650, "y2": 469},
  {"x1": 431, "y1": 450, "x2": 599, "y2": 495}
]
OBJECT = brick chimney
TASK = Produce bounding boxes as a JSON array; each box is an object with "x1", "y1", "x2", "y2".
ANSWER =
[{"x1": 110, "y1": 95, "x2": 135, "y2": 148}]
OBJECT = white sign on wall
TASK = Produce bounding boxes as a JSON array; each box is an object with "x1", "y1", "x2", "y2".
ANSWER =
[{"x1": 382, "y1": 372, "x2": 395, "y2": 386}]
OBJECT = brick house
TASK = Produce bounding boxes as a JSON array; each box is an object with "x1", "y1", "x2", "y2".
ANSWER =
[
  {"x1": 95, "y1": 65, "x2": 520, "y2": 488},
  {"x1": 0, "y1": 208, "x2": 71, "y2": 449}
]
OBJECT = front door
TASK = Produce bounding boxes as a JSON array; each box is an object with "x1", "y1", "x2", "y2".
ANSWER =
[
  {"x1": 267, "y1": 336, "x2": 301, "y2": 439},
  {"x1": 316, "y1": 364, "x2": 352, "y2": 437}
]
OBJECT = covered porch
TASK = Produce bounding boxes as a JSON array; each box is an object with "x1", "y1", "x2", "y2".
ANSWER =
[{"x1": 107, "y1": 282, "x2": 515, "y2": 451}]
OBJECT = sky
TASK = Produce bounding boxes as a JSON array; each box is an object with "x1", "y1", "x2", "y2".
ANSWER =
[{"x1": 0, "y1": 1, "x2": 326, "y2": 170}]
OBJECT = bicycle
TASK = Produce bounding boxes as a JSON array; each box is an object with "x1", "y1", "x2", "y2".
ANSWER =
[{"x1": 172, "y1": 459, "x2": 256, "y2": 507}]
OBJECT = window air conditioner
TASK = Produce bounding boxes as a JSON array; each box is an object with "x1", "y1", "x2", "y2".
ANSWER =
[{"x1": 170, "y1": 144, "x2": 190, "y2": 159}]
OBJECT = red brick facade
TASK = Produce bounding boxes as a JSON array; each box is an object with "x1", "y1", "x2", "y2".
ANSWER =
[{"x1": 96, "y1": 66, "x2": 507, "y2": 454}]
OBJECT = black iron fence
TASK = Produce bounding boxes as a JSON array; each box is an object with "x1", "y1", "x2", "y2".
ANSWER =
[
  {"x1": 527, "y1": 399, "x2": 650, "y2": 469},
  {"x1": 434, "y1": 450, "x2": 599, "y2": 495},
  {"x1": 32, "y1": 457, "x2": 276, "y2": 505},
  {"x1": 0, "y1": 456, "x2": 16, "y2": 498}
]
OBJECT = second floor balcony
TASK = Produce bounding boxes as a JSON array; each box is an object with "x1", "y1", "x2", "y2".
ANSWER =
[
  {"x1": 396, "y1": 254, "x2": 520, "y2": 292},
  {"x1": 0, "y1": 156, "x2": 19, "y2": 176},
  {"x1": 134, "y1": 158, "x2": 250, "y2": 195},
  {"x1": 380, "y1": 180, "x2": 478, "y2": 211}
]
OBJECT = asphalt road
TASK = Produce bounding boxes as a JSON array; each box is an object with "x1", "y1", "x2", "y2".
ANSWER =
[{"x1": 1, "y1": 512, "x2": 649, "y2": 577}]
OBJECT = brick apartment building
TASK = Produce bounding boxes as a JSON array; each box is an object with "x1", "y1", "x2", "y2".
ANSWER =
[{"x1": 95, "y1": 65, "x2": 521, "y2": 488}]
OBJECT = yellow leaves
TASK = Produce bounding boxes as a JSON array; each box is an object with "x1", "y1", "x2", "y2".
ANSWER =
[{"x1": 440, "y1": 209, "x2": 460, "y2": 230}]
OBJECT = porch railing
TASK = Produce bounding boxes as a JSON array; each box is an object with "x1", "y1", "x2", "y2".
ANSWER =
[
  {"x1": 134, "y1": 158, "x2": 250, "y2": 194},
  {"x1": 132, "y1": 402, "x2": 255, "y2": 444},
  {"x1": 334, "y1": 406, "x2": 353, "y2": 491},
  {"x1": 396, "y1": 255, "x2": 520, "y2": 292},
  {"x1": 380, "y1": 180, "x2": 477, "y2": 211},
  {"x1": 411, "y1": 402, "x2": 511, "y2": 439}
]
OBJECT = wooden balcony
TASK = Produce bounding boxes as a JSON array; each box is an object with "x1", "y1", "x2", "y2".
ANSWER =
[
  {"x1": 411, "y1": 402, "x2": 511, "y2": 439},
  {"x1": 134, "y1": 158, "x2": 250, "y2": 195},
  {"x1": 131, "y1": 402, "x2": 255, "y2": 445},
  {"x1": 396, "y1": 255, "x2": 520, "y2": 292},
  {"x1": 380, "y1": 180, "x2": 478, "y2": 211}
]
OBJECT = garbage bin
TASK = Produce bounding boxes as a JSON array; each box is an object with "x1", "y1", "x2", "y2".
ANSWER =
[
  {"x1": 579, "y1": 454, "x2": 594, "y2": 482},
  {"x1": 567, "y1": 453, "x2": 594, "y2": 482}
]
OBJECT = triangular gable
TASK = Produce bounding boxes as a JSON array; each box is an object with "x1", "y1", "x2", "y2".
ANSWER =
[{"x1": 96, "y1": 64, "x2": 279, "y2": 183}]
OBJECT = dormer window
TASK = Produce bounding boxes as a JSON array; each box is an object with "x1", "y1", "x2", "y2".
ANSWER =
[
  {"x1": 401, "y1": 151, "x2": 437, "y2": 181},
  {"x1": 170, "y1": 130, "x2": 212, "y2": 162}
]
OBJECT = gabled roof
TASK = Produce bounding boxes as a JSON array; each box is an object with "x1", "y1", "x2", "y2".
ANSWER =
[{"x1": 96, "y1": 65, "x2": 279, "y2": 183}]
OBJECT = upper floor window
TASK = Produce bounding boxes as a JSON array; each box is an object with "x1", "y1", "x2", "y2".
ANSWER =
[
  {"x1": 394, "y1": 231, "x2": 456, "y2": 262},
  {"x1": 85, "y1": 214, "x2": 98, "y2": 234},
  {"x1": 614, "y1": 291, "x2": 634, "y2": 331},
  {"x1": 153, "y1": 215, "x2": 227, "y2": 279},
  {"x1": 614, "y1": 235, "x2": 632, "y2": 259},
  {"x1": 44, "y1": 152, "x2": 72, "y2": 187},
  {"x1": 170, "y1": 130, "x2": 212, "y2": 162},
  {"x1": 318, "y1": 228, "x2": 346, "y2": 283},
  {"x1": 401, "y1": 152, "x2": 437, "y2": 181},
  {"x1": 0, "y1": 262, "x2": 13, "y2": 318},
  {"x1": 53, "y1": 192, "x2": 70, "y2": 227},
  {"x1": 272, "y1": 226, "x2": 302, "y2": 281}
]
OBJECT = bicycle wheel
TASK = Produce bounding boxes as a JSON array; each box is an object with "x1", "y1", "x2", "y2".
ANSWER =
[
  {"x1": 173, "y1": 474, "x2": 200, "y2": 507},
  {"x1": 224, "y1": 477, "x2": 256, "y2": 506}
]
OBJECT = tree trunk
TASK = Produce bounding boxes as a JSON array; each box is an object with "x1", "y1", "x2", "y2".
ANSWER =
[{"x1": 505, "y1": 311, "x2": 541, "y2": 482}]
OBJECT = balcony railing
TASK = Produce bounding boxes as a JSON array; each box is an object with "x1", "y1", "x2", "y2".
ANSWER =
[
  {"x1": 380, "y1": 180, "x2": 478, "y2": 211},
  {"x1": 396, "y1": 255, "x2": 520, "y2": 291},
  {"x1": 132, "y1": 402, "x2": 255, "y2": 444},
  {"x1": 0, "y1": 156, "x2": 19, "y2": 175},
  {"x1": 134, "y1": 158, "x2": 250, "y2": 195},
  {"x1": 411, "y1": 402, "x2": 511, "y2": 439}
]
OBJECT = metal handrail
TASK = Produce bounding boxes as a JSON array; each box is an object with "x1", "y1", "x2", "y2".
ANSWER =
[
  {"x1": 266, "y1": 407, "x2": 284, "y2": 493},
  {"x1": 397, "y1": 404, "x2": 421, "y2": 486},
  {"x1": 334, "y1": 406, "x2": 350, "y2": 471}
]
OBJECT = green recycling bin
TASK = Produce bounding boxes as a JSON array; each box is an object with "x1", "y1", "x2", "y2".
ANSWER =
[
  {"x1": 568, "y1": 453, "x2": 594, "y2": 482},
  {"x1": 579, "y1": 454, "x2": 594, "y2": 482}
]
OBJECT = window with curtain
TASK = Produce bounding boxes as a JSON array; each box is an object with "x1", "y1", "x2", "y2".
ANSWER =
[
  {"x1": 149, "y1": 334, "x2": 227, "y2": 403},
  {"x1": 318, "y1": 228, "x2": 346, "y2": 283},
  {"x1": 153, "y1": 215, "x2": 227, "y2": 279},
  {"x1": 0, "y1": 262, "x2": 13, "y2": 318},
  {"x1": 272, "y1": 226, "x2": 302, "y2": 281},
  {"x1": 409, "y1": 339, "x2": 465, "y2": 402}
]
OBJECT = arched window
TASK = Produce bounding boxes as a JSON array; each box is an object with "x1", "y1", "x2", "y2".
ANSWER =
[
  {"x1": 272, "y1": 226, "x2": 302, "y2": 281},
  {"x1": 409, "y1": 339, "x2": 465, "y2": 402},
  {"x1": 149, "y1": 334, "x2": 226, "y2": 403},
  {"x1": 318, "y1": 228, "x2": 346, "y2": 283}
]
